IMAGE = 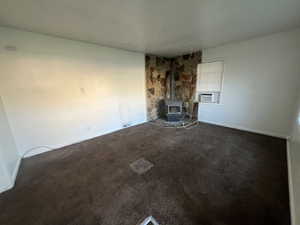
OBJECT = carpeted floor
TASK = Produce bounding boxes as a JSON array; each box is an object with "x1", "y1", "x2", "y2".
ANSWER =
[{"x1": 0, "y1": 122, "x2": 290, "y2": 225}]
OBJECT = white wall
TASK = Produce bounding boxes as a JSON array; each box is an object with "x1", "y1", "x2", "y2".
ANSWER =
[
  {"x1": 0, "y1": 97, "x2": 20, "y2": 192},
  {"x1": 199, "y1": 29, "x2": 300, "y2": 138},
  {"x1": 0, "y1": 26, "x2": 147, "y2": 157},
  {"x1": 289, "y1": 94, "x2": 300, "y2": 225}
]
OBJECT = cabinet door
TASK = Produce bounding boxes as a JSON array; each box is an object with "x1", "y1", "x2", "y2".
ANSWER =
[{"x1": 197, "y1": 62, "x2": 224, "y2": 92}]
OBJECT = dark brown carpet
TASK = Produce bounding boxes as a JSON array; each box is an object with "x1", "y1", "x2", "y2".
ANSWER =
[{"x1": 0, "y1": 122, "x2": 290, "y2": 225}]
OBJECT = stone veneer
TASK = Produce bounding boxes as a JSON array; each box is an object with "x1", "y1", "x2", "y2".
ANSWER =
[{"x1": 145, "y1": 51, "x2": 202, "y2": 120}]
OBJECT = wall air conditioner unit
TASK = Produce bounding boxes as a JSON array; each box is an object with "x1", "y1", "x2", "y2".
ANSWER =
[{"x1": 199, "y1": 92, "x2": 220, "y2": 104}]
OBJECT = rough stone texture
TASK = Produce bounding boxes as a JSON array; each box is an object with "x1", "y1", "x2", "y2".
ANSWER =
[
  {"x1": 145, "y1": 52, "x2": 202, "y2": 121},
  {"x1": 145, "y1": 55, "x2": 171, "y2": 121},
  {"x1": 0, "y1": 122, "x2": 290, "y2": 225},
  {"x1": 173, "y1": 52, "x2": 202, "y2": 114}
]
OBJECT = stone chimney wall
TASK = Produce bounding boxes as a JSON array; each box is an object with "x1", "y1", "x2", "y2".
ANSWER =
[
  {"x1": 145, "y1": 55, "x2": 171, "y2": 121},
  {"x1": 173, "y1": 52, "x2": 202, "y2": 114},
  {"x1": 145, "y1": 51, "x2": 202, "y2": 121}
]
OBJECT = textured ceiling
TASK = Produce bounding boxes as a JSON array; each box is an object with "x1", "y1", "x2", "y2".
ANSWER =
[{"x1": 0, "y1": 0, "x2": 300, "y2": 57}]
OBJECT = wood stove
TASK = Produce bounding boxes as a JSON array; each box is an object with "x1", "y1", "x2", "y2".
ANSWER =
[{"x1": 165, "y1": 100, "x2": 183, "y2": 121}]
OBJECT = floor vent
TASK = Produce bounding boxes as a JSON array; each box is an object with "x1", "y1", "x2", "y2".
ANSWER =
[{"x1": 130, "y1": 158, "x2": 153, "y2": 175}]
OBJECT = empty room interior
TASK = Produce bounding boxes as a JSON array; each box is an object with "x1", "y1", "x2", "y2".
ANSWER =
[{"x1": 1, "y1": 1, "x2": 300, "y2": 225}]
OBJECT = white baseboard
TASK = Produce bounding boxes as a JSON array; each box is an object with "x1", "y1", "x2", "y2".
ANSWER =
[
  {"x1": 200, "y1": 119, "x2": 294, "y2": 223},
  {"x1": 1, "y1": 121, "x2": 147, "y2": 194},
  {"x1": 0, "y1": 157, "x2": 22, "y2": 194},
  {"x1": 0, "y1": 183, "x2": 12, "y2": 194},
  {"x1": 198, "y1": 119, "x2": 288, "y2": 139},
  {"x1": 23, "y1": 120, "x2": 147, "y2": 158},
  {"x1": 287, "y1": 140, "x2": 296, "y2": 225},
  {"x1": 11, "y1": 157, "x2": 22, "y2": 186}
]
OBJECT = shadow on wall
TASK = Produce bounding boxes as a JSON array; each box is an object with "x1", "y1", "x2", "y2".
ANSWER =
[{"x1": 145, "y1": 51, "x2": 202, "y2": 121}]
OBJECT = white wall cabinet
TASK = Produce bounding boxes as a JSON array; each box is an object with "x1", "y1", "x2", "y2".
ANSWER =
[
  {"x1": 197, "y1": 61, "x2": 224, "y2": 92},
  {"x1": 196, "y1": 62, "x2": 224, "y2": 104}
]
